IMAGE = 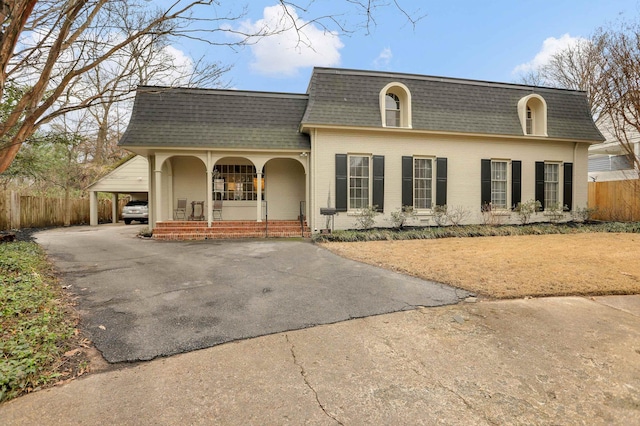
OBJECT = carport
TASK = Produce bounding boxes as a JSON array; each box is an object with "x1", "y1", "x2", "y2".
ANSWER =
[{"x1": 88, "y1": 155, "x2": 149, "y2": 226}]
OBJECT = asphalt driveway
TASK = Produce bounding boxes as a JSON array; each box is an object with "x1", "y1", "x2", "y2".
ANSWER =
[{"x1": 35, "y1": 225, "x2": 469, "y2": 363}]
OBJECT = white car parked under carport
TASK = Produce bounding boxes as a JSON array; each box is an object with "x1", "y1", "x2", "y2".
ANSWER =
[{"x1": 122, "y1": 200, "x2": 148, "y2": 225}]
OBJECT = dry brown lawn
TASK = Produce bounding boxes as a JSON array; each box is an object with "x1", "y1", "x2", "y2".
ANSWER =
[{"x1": 321, "y1": 233, "x2": 640, "y2": 299}]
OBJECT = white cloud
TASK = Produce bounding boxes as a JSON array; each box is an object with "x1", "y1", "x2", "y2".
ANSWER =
[
  {"x1": 373, "y1": 48, "x2": 393, "y2": 69},
  {"x1": 235, "y1": 5, "x2": 344, "y2": 76},
  {"x1": 149, "y1": 45, "x2": 196, "y2": 86},
  {"x1": 512, "y1": 34, "x2": 588, "y2": 75}
]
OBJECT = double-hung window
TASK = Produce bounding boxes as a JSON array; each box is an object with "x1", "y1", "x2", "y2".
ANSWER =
[
  {"x1": 403, "y1": 156, "x2": 446, "y2": 210},
  {"x1": 337, "y1": 154, "x2": 384, "y2": 212},
  {"x1": 535, "y1": 161, "x2": 570, "y2": 211},
  {"x1": 482, "y1": 159, "x2": 521, "y2": 211},
  {"x1": 491, "y1": 161, "x2": 508, "y2": 209},
  {"x1": 414, "y1": 158, "x2": 433, "y2": 209},
  {"x1": 544, "y1": 163, "x2": 560, "y2": 208},
  {"x1": 349, "y1": 155, "x2": 370, "y2": 209}
]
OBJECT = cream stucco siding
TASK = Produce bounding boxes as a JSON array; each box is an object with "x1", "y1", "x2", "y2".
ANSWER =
[
  {"x1": 264, "y1": 159, "x2": 306, "y2": 220},
  {"x1": 169, "y1": 156, "x2": 207, "y2": 219},
  {"x1": 310, "y1": 128, "x2": 591, "y2": 231},
  {"x1": 88, "y1": 155, "x2": 149, "y2": 193}
]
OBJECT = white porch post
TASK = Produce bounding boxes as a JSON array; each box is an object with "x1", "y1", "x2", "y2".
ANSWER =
[
  {"x1": 90, "y1": 191, "x2": 98, "y2": 226},
  {"x1": 148, "y1": 156, "x2": 155, "y2": 228},
  {"x1": 111, "y1": 193, "x2": 118, "y2": 224},
  {"x1": 256, "y1": 172, "x2": 263, "y2": 222},
  {"x1": 305, "y1": 170, "x2": 309, "y2": 222},
  {"x1": 154, "y1": 168, "x2": 163, "y2": 222},
  {"x1": 206, "y1": 151, "x2": 213, "y2": 227}
]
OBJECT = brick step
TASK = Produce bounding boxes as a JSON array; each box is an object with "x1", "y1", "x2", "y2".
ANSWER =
[
  {"x1": 154, "y1": 232, "x2": 311, "y2": 241},
  {"x1": 155, "y1": 220, "x2": 305, "y2": 228},
  {"x1": 152, "y1": 220, "x2": 310, "y2": 240}
]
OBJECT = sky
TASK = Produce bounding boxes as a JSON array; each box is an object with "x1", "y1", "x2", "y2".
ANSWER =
[{"x1": 168, "y1": 1, "x2": 640, "y2": 93}]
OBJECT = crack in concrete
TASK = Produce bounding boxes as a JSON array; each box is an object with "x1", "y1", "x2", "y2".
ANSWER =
[
  {"x1": 436, "y1": 380, "x2": 498, "y2": 425},
  {"x1": 285, "y1": 334, "x2": 344, "y2": 425},
  {"x1": 591, "y1": 297, "x2": 640, "y2": 318}
]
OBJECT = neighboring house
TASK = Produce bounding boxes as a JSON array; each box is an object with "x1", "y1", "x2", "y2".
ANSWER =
[
  {"x1": 87, "y1": 155, "x2": 149, "y2": 225},
  {"x1": 118, "y1": 68, "x2": 603, "y2": 233},
  {"x1": 588, "y1": 113, "x2": 640, "y2": 182}
]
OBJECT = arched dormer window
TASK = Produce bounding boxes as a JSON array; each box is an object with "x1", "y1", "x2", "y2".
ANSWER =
[
  {"x1": 385, "y1": 93, "x2": 400, "y2": 127},
  {"x1": 380, "y1": 82, "x2": 412, "y2": 128},
  {"x1": 518, "y1": 94, "x2": 547, "y2": 136}
]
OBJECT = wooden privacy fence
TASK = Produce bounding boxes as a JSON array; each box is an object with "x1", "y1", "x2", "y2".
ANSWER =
[
  {"x1": 0, "y1": 191, "x2": 128, "y2": 231},
  {"x1": 588, "y1": 180, "x2": 640, "y2": 221}
]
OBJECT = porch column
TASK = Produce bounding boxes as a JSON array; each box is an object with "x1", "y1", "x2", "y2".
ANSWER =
[
  {"x1": 206, "y1": 153, "x2": 213, "y2": 227},
  {"x1": 154, "y1": 168, "x2": 163, "y2": 222},
  {"x1": 255, "y1": 172, "x2": 263, "y2": 222},
  {"x1": 90, "y1": 191, "x2": 98, "y2": 226},
  {"x1": 305, "y1": 170, "x2": 309, "y2": 223},
  {"x1": 111, "y1": 192, "x2": 118, "y2": 224}
]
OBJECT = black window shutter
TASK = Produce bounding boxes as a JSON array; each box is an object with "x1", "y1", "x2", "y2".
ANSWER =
[
  {"x1": 335, "y1": 154, "x2": 347, "y2": 212},
  {"x1": 563, "y1": 162, "x2": 573, "y2": 211},
  {"x1": 481, "y1": 159, "x2": 491, "y2": 208},
  {"x1": 436, "y1": 157, "x2": 447, "y2": 206},
  {"x1": 511, "y1": 160, "x2": 522, "y2": 210},
  {"x1": 372, "y1": 155, "x2": 385, "y2": 212},
  {"x1": 402, "y1": 156, "x2": 413, "y2": 208},
  {"x1": 535, "y1": 161, "x2": 545, "y2": 210}
]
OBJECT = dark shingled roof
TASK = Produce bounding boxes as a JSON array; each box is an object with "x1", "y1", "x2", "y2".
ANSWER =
[
  {"x1": 119, "y1": 86, "x2": 311, "y2": 150},
  {"x1": 301, "y1": 68, "x2": 604, "y2": 142},
  {"x1": 119, "y1": 69, "x2": 604, "y2": 151}
]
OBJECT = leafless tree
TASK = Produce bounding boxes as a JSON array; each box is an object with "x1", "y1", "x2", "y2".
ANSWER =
[
  {"x1": 519, "y1": 38, "x2": 604, "y2": 117},
  {"x1": 0, "y1": 0, "x2": 424, "y2": 173},
  {"x1": 594, "y1": 23, "x2": 640, "y2": 174},
  {"x1": 73, "y1": 4, "x2": 230, "y2": 165},
  {"x1": 517, "y1": 20, "x2": 640, "y2": 174}
]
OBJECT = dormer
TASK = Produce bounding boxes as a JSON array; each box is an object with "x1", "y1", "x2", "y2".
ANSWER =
[
  {"x1": 518, "y1": 94, "x2": 547, "y2": 136},
  {"x1": 379, "y1": 82, "x2": 412, "y2": 128}
]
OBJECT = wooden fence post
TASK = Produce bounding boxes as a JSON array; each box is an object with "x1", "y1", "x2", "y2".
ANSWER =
[{"x1": 10, "y1": 191, "x2": 20, "y2": 229}]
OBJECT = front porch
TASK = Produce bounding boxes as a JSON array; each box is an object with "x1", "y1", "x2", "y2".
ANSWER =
[
  {"x1": 149, "y1": 153, "x2": 310, "y2": 232},
  {"x1": 152, "y1": 220, "x2": 311, "y2": 240}
]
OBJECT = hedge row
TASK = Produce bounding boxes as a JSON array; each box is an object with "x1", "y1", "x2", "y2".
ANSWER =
[{"x1": 312, "y1": 221, "x2": 640, "y2": 243}]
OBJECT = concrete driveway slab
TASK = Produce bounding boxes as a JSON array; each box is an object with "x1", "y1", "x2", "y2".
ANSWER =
[
  {"x1": 34, "y1": 224, "x2": 469, "y2": 363},
  {"x1": 2, "y1": 296, "x2": 638, "y2": 425}
]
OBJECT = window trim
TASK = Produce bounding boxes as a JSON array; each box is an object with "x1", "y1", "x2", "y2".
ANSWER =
[
  {"x1": 518, "y1": 94, "x2": 548, "y2": 136},
  {"x1": 348, "y1": 154, "x2": 372, "y2": 211},
  {"x1": 212, "y1": 163, "x2": 264, "y2": 201},
  {"x1": 543, "y1": 161, "x2": 561, "y2": 210},
  {"x1": 536, "y1": 161, "x2": 564, "y2": 212},
  {"x1": 413, "y1": 156, "x2": 435, "y2": 211},
  {"x1": 385, "y1": 93, "x2": 401, "y2": 127},
  {"x1": 379, "y1": 82, "x2": 412, "y2": 128},
  {"x1": 490, "y1": 159, "x2": 509, "y2": 210}
]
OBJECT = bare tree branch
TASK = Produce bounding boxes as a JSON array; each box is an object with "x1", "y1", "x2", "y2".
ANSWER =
[{"x1": 0, "y1": 0, "x2": 425, "y2": 173}]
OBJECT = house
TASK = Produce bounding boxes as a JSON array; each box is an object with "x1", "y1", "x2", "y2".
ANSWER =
[
  {"x1": 118, "y1": 68, "x2": 603, "y2": 238},
  {"x1": 586, "y1": 114, "x2": 640, "y2": 221},
  {"x1": 588, "y1": 113, "x2": 640, "y2": 182}
]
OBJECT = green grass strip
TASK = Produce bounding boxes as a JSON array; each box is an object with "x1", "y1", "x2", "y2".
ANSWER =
[{"x1": 0, "y1": 242, "x2": 76, "y2": 402}]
